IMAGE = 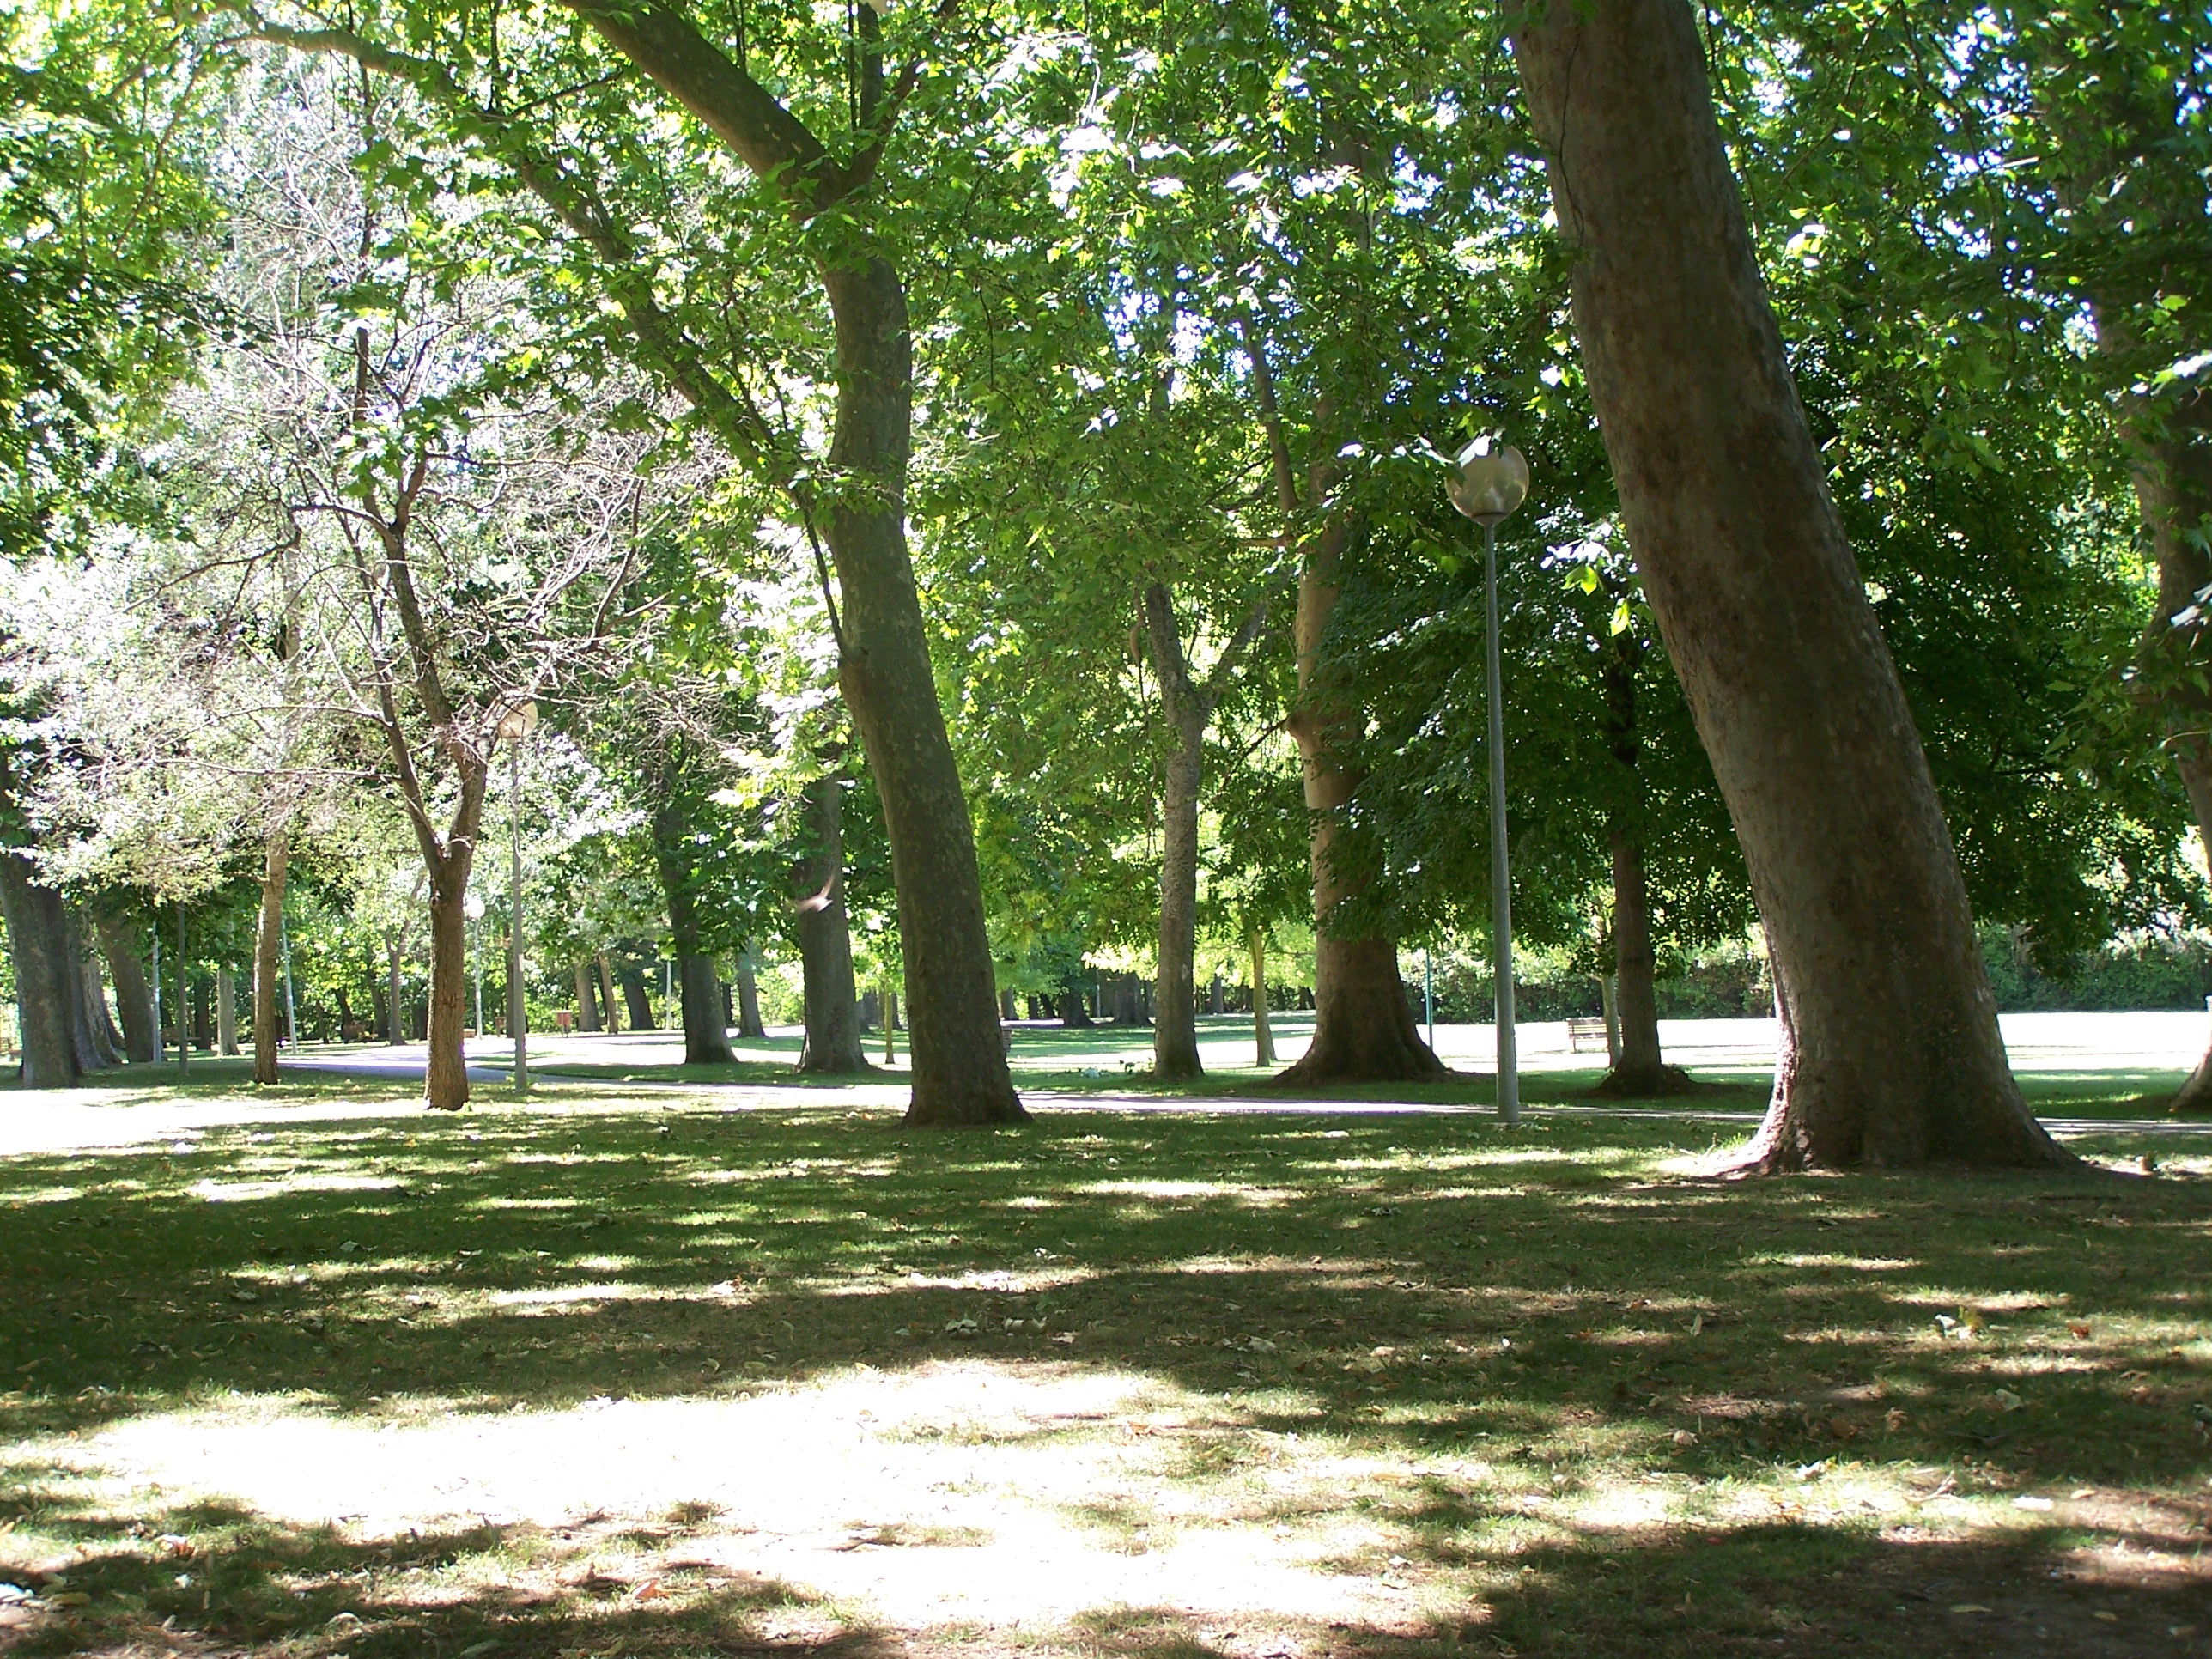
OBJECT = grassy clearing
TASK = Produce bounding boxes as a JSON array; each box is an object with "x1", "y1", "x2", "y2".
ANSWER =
[{"x1": 1, "y1": 1066, "x2": 2208, "y2": 1659}]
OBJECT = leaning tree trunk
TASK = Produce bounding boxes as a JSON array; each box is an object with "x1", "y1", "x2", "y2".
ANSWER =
[
  {"x1": 96, "y1": 915, "x2": 158, "y2": 1064},
  {"x1": 253, "y1": 824, "x2": 289, "y2": 1085},
  {"x1": 597, "y1": 951, "x2": 622, "y2": 1036},
  {"x1": 422, "y1": 848, "x2": 477, "y2": 1110},
  {"x1": 574, "y1": 961, "x2": 603, "y2": 1032},
  {"x1": 793, "y1": 775, "x2": 868, "y2": 1073},
  {"x1": 818, "y1": 258, "x2": 1024, "y2": 1125},
  {"x1": 0, "y1": 853, "x2": 82, "y2": 1087},
  {"x1": 1277, "y1": 516, "x2": 1445, "y2": 1085},
  {"x1": 1510, "y1": 0, "x2": 2064, "y2": 1170},
  {"x1": 1249, "y1": 922, "x2": 1278, "y2": 1067}
]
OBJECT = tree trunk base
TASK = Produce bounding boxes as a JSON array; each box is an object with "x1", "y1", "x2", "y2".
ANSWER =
[
  {"x1": 1152, "y1": 1049, "x2": 1203, "y2": 1082},
  {"x1": 798, "y1": 1054, "x2": 876, "y2": 1077},
  {"x1": 1589, "y1": 1063, "x2": 1700, "y2": 1099},
  {"x1": 1272, "y1": 1026, "x2": 1448, "y2": 1087},
  {"x1": 903, "y1": 1081, "x2": 1031, "y2": 1126},
  {"x1": 1713, "y1": 1085, "x2": 2077, "y2": 1176},
  {"x1": 2168, "y1": 1051, "x2": 2212, "y2": 1115}
]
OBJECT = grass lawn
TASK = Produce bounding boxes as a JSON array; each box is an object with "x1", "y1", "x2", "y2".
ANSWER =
[{"x1": 1, "y1": 1056, "x2": 2208, "y2": 1658}]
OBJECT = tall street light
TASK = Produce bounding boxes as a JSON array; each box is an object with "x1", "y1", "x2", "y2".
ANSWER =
[
  {"x1": 496, "y1": 695, "x2": 538, "y2": 1093},
  {"x1": 1447, "y1": 437, "x2": 1530, "y2": 1125}
]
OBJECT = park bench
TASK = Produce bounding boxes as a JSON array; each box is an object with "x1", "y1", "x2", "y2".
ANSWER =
[{"x1": 1566, "y1": 1016, "x2": 1611, "y2": 1054}]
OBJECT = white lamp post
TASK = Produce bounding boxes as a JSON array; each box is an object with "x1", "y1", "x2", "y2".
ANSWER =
[
  {"x1": 1447, "y1": 438, "x2": 1530, "y2": 1126},
  {"x1": 495, "y1": 695, "x2": 538, "y2": 1092}
]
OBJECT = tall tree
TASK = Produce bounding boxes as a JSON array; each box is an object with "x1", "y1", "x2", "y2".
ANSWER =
[
  {"x1": 1507, "y1": 0, "x2": 2067, "y2": 1170},
  {"x1": 228, "y1": 0, "x2": 1024, "y2": 1124}
]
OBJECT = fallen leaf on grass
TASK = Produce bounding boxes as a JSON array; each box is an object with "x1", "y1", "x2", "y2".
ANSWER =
[
  {"x1": 629, "y1": 1579, "x2": 667, "y2": 1602},
  {"x1": 1948, "y1": 1603, "x2": 1991, "y2": 1614}
]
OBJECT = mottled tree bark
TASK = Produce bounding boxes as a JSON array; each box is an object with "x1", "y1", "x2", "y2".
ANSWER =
[
  {"x1": 814, "y1": 258, "x2": 1023, "y2": 1122},
  {"x1": 793, "y1": 775, "x2": 867, "y2": 1073},
  {"x1": 1510, "y1": 0, "x2": 2063, "y2": 1169},
  {"x1": 83, "y1": 957, "x2": 125, "y2": 1067},
  {"x1": 1277, "y1": 515, "x2": 1445, "y2": 1085},
  {"x1": 8, "y1": 858, "x2": 91, "y2": 1092}
]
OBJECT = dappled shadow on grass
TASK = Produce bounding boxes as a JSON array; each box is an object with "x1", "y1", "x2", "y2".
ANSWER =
[
  {"x1": 4, "y1": 1106, "x2": 2209, "y2": 1486},
  {"x1": 1075, "y1": 1527, "x2": 2211, "y2": 1659},
  {"x1": 3, "y1": 1478, "x2": 2203, "y2": 1659},
  {"x1": 4, "y1": 1103, "x2": 2212, "y2": 1659},
  {"x1": 0, "y1": 1484, "x2": 865, "y2": 1659}
]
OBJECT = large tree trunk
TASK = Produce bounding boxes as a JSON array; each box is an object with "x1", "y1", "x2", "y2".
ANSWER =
[
  {"x1": 620, "y1": 966, "x2": 654, "y2": 1030},
  {"x1": 1510, "y1": 0, "x2": 2064, "y2": 1170},
  {"x1": 216, "y1": 966, "x2": 239, "y2": 1056},
  {"x1": 96, "y1": 915, "x2": 158, "y2": 1064},
  {"x1": 732, "y1": 950, "x2": 766, "y2": 1039},
  {"x1": 818, "y1": 258, "x2": 1024, "y2": 1125},
  {"x1": 792, "y1": 775, "x2": 868, "y2": 1073},
  {"x1": 423, "y1": 851, "x2": 475, "y2": 1110},
  {"x1": 678, "y1": 954, "x2": 732, "y2": 1063},
  {"x1": 574, "y1": 961, "x2": 603, "y2": 1032},
  {"x1": 3, "y1": 855, "x2": 84, "y2": 1088},
  {"x1": 1145, "y1": 584, "x2": 1206, "y2": 1080},
  {"x1": 2137, "y1": 389, "x2": 2212, "y2": 1112},
  {"x1": 1058, "y1": 987, "x2": 1094, "y2": 1028},
  {"x1": 82, "y1": 955, "x2": 125, "y2": 1067},
  {"x1": 1277, "y1": 516, "x2": 1445, "y2": 1085},
  {"x1": 253, "y1": 825, "x2": 289, "y2": 1085}
]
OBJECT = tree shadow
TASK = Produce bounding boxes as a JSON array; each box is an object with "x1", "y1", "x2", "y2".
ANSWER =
[
  {"x1": 1075, "y1": 1522, "x2": 2210, "y2": 1657},
  {"x1": 0, "y1": 1480, "x2": 874, "y2": 1658}
]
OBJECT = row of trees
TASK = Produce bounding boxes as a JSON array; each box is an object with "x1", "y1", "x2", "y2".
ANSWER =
[{"x1": 0, "y1": 0, "x2": 2205, "y2": 1170}]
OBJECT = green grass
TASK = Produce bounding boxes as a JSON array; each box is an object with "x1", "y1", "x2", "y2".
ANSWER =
[{"x1": 1, "y1": 1066, "x2": 2208, "y2": 1659}]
